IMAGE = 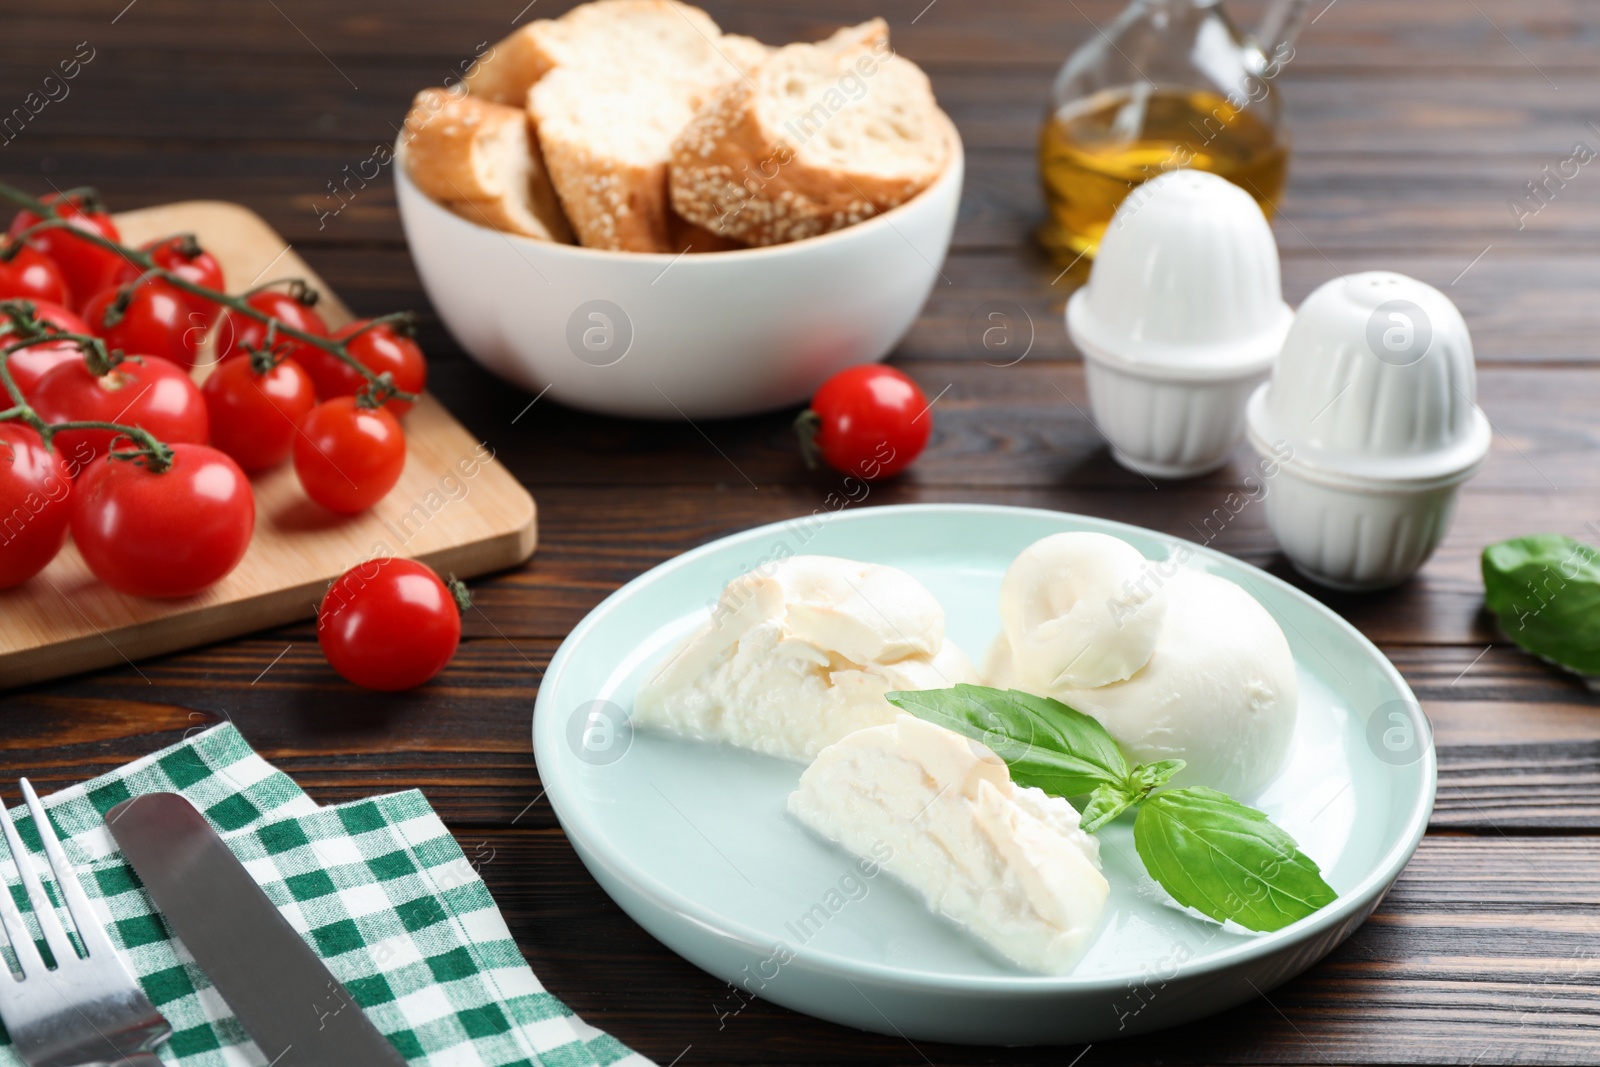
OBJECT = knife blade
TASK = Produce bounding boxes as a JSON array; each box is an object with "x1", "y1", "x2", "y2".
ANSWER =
[{"x1": 106, "y1": 793, "x2": 407, "y2": 1067}]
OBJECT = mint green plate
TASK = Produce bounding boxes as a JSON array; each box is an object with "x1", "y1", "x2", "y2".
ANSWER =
[{"x1": 532, "y1": 504, "x2": 1434, "y2": 1045}]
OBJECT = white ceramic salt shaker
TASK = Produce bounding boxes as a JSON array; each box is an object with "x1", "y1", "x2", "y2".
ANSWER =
[
  {"x1": 1245, "y1": 271, "x2": 1491, "y2": 590},
  {"x1": 1066, "y1": 169, "x2": 1293, "y2": 478}
]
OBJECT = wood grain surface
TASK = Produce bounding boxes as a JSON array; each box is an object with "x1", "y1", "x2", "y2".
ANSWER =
[{"x1": 4, "y1": 0, "x2": 1599, "y2": 1063}]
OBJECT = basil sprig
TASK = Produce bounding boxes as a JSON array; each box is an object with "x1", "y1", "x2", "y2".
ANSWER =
[{"x1": 886, "y1": 684, "x2": 1337, "y2": 932}]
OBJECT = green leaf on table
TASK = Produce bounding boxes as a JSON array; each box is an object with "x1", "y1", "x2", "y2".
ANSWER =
[
  {"x1": 1132, "y1": 787, "x2": 1338, "y2": 932},
  {"x1": 1482, "y1": 534, "x2": 1600, "y2": 675},
  {"x1": 886, "y1": 684, "x2": 1129, "y2": 797}
]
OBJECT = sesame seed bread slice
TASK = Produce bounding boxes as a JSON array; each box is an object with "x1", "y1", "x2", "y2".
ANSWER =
[
  {"x1": 668, "y1": 20, "x2": 950, "y2": 246},
  {"x1": 401, "y1": 88, "x2": 573, "y2": 243},
  {"x1": 527, "y1": 66, "x2": 697, "y2": 252}
]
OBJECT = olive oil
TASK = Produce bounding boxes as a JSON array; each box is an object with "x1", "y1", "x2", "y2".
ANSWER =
[{"x1": 1038, "y1": 86, "x2": 1289, "y2": 261}]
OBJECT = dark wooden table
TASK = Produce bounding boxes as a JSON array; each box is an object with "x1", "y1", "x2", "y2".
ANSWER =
[{"x1": 6, "y1": 0, "x2": 1600, "y2": 1063}]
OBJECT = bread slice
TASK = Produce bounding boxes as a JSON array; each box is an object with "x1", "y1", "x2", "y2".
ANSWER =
[
  {"x1": 517, "y1": 1, "x2": 770, "y2": 251},
  {"x1": 669, "y1": 20, "x2": 950, "y2": 246},
  {"x1": 528, "y1": 68, "x2": 689, "y2": 252},
  {"x1": 469, "y1": 1, "x2": 758, "y2": 106},
  {"x1": 402, "y1": 88, "x2": 573, "y2": 242}
]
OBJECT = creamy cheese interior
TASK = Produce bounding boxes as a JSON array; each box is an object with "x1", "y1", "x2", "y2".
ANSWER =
[
  {"x1": 788, "y1": 714, "x2": 1109, "y2": 974},
  {"x1": 634, "y1": 555, "x2": 976, "y2": 761}
]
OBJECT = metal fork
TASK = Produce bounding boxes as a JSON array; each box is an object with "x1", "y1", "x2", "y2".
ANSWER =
[{"x1": 0, "y1": 779, "x2": 170, "y2": 1067}]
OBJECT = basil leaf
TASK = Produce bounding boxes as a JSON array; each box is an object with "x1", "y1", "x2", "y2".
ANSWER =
[
  {"x1": 886, "y1": 684, "x2": 1129, "y2": 797},
  {"x1": 1133, "y1": 787, "x2": 1337, "y2": 932},
  {"x1": 1129, "y1": 759, "x2": 1185, "y2": 793},
  {"x1": 1080, "y1": 783, "x2": 1137, "y2": 832},
  {"x1": 1482, "y1": 535, "x2": 1600, "y2": 674}
]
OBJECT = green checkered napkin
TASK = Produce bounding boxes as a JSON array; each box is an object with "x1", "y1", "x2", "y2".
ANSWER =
[{"x1": 0, "y1": 725, "x2": 652, "y2": 1067}]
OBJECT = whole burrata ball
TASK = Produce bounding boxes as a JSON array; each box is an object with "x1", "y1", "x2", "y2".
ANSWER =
[{"x1": 991, "y1": 569, "x2": 1298, "y2": 798}]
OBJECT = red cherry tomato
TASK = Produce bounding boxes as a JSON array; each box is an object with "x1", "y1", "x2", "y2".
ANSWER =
[
  {"x1": 201, "y1": 356, "x2": 316, "y2": 472},
  {"x1": 111, "y1": 236, "x2": 225, "y2": 329},
  {"x1": 0, "y1": 246, "x2": 70, "y2": 306},
  {"x1": 8, "y1": 194, "x2": 127, "y2": 312},
  {"x1": 317, "y1": 558, "x2": 462, "y2": 690},
  {"x1": 298, "y1": 320, "x2": 427, "y2": 415},
  {"x1": 71, "y1": 443, "x2": 254, "y2": 598},
  {"x1": 0, "y1": 300, "x2": 91, "y2": 403},
  {"x1": 798, "y1": 365, "x2": 931, "y2": 481},
  {"x1": 0, "y1": 424, "x2": 72, "y2": 589},
  {"x1": 82, "y1": 282, "x2": 203, "y2": 370},
  {"x1": 32, "y1": 355, "x2": 209, "y2": 472},
  {"x1": 215, "y1": 289, "x2": 329, "y2": 367},
  {"x1": 293, "y1": 397, "x2": 405, "y2": 514}
]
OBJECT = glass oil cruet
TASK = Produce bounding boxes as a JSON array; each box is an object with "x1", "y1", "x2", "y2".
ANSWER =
[{"x1": 1039, "y1": 0, "x2": 1313, "y2": 262}]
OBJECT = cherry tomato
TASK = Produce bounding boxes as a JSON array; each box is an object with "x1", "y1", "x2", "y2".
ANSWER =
[
  {"x1": 215, "y1": 289, "x2": 329, "y2": 367},
  {"x1": 82, "y1": 281, "x2": 203, "y2": 369},
  {"x1": 0, "y1": 246, "x2": 70, "y2": 306},
  {"x1": 293, "y1": 397, "x2": 405, "y2": 514},
  {"x1": 0, "y1": 424, "x2": 72, "y2": 589},
  {"x1": 111, "y1": 236, "x2": 225, "y2": 328},
  {"x1": 8, "y1": 194, "x2": 128, "y2": 312},
  {"x1": 71, "y1": 443, "x2": 254, "y2": 598},
  {"x1": 317, "y1": 558, "x2": 462, "y2": 690},
  {"x1": 201, "y1": 356, "x2": 316, "y2": 472},
  {"x1": 298, "y1": 320, "x2": 427, "y2": 415},
  {"x1": 32, "y1": 355, "x2": 209, "y2": 471},
  {"x1": 797, "y1": 365, "x2": 931, "y2": 481},
  {"x1": 0, "y1": 300, "x2": 91, "y2": 403}
]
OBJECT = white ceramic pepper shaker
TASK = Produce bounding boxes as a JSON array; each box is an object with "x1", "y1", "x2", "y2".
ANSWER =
[
  {"x1": 1066, "y1": 169, "x2": 1294, "y2": 478},
  {"x1": 1245, "y1": 271, "x2": 1492, "y2": 590}
]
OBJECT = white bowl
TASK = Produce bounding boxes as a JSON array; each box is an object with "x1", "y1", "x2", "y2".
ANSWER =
[
  {"x1": 394, "y1": 122, "x2": 963, "y2": 419},
  {"x1": 1067, "y1": 170, "x2": 1293, "y2": 478}
]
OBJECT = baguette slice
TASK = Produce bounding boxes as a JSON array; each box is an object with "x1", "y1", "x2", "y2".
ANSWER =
[
  {"x1": 521, "y1": 2, "x2": 769, "y2": 251},
  {"x1": 402, "y1": 88, "x2": 573, "y2": 242},
  {"x1": 529, "y1": 68, "x2": 690, "y2": 252},
  {"x1": 669, "y1": 20, "x2": 950, "y2": 246},
  {"x1": 469, "y1": 0, "x2": 754, "y2": 106}
]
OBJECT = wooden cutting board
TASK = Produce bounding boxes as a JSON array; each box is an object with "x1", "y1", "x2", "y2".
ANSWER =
[{"x1": 0, "y1": 201, "x2": 537, "y2": 688}]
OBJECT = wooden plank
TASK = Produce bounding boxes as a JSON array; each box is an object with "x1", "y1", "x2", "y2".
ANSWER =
[
  {"x1": 3, "y1": 0, "x2": 1597, "y2": 72},
  {"x1": 412, "y1": 361, "x2": 1600, "y2": 493},
  {"x1": 473, "y1": 829, "x2": 1600, "y2": 1066},
  {"x1": 0, "y1": 202, "x2": 537, "y2": 687}
]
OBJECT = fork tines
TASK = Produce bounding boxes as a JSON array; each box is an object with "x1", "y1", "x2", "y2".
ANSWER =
[{"x1": 0, "y1": 779, "x2": 170, "y2": 1067}]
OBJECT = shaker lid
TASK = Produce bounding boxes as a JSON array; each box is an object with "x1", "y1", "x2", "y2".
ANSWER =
[
  {"x1": 1246, "y1": 271, "x2": 1492, "y2": 486},
  {"x1": 1066, "y1": 169, "x2": 1293, "y2": 380}
]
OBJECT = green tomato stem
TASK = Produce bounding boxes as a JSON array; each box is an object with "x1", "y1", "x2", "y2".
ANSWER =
[{"x1": 0, "y1": 182, "x2": 418, "y2": 404}]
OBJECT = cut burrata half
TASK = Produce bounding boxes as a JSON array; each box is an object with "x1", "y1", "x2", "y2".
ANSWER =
[
  {"x1": 999, "y1": 531, "x2": 1167, "y2": 691},
  {"x1": 634, "y1": 556, "x2": 976, "y2": 761},
  {"x1": 788, "y1": 714, "x2": 1109, "y2": 975},
  {"x1": 988, "y1": 569, "x2": 1297, "y2": 798}
]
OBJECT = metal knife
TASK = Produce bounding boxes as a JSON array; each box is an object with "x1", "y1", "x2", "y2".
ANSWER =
[{"x1": 106, "y1": 793, "x2": 408, "y2": 1067}]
